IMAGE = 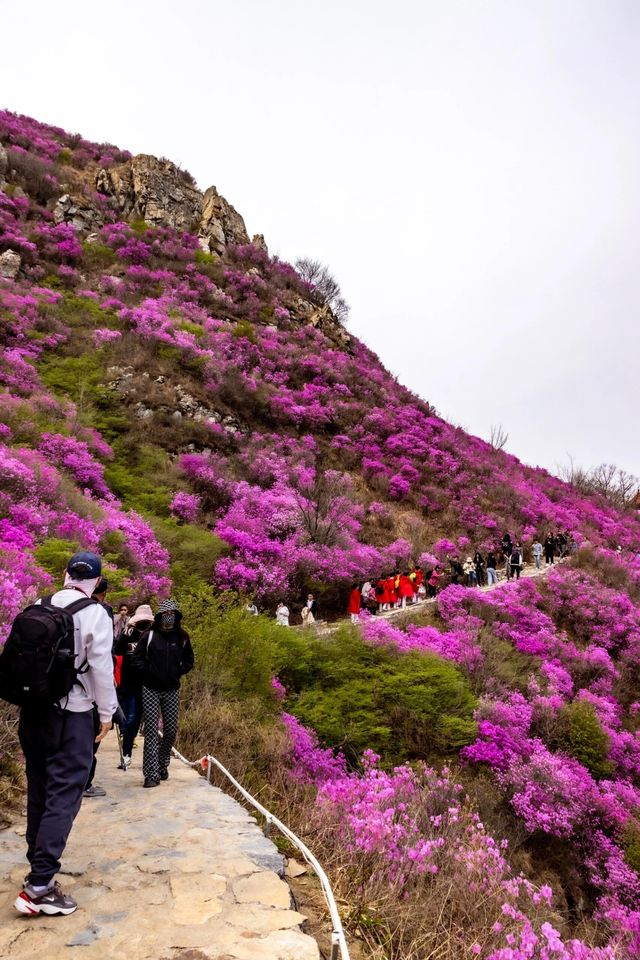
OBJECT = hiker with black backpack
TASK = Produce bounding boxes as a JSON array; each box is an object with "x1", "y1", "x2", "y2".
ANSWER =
[{"x1": 0, "y1": 551, "x2": 117, "y2": 917}]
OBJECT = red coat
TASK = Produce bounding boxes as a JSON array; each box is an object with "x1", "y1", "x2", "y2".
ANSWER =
[
  {"x1": 415, "y1": 569, "x2": 424, "y2": 587},
  {"x1": 385, "y1": 577, "x2": 397, "y2": 603},
  {"x1": 347, "y1": 589, "x2": 361, "y2": 614},
  {"x1": 398, "y1": 575, "x2": 414, "y2": 598}
]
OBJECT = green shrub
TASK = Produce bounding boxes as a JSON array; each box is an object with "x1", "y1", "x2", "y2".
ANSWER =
[
  {"x1": 231, "y1": 319, "x2": 256, "y2": 343},
  {"x1": 104, "y1": 444, "x2": 173, "y2": 515},
  {"x1": 177, "y1": 320, "x2": 204, "y2": 339},
  {"x1": 621, "y1": 821, "x2": 640, "y2": 873},
  {"x1": 151, "y1": 517, "x2": 227, "y2": 591},
  {"x1": 557, "y1": 701, "x2": 613, "y2": 780},
  {"x1": 34, "y1": 538, "x2": 80, "y2": 582},
  {"x1": 178, "y1": 583, "x2": 280, "y2": 703},
  {"x1": 81, "y1": 242, "x2": 117, "y2": 270},
  {"x1": 39, "y1": 351, "x2": 103, "y2": 402},
  {"x1": 278, "y1": 626, "x2": 477, "y2": 765},
  {"x1": 57, "y1": 148, "x2": 72, "y2": 164},
  {"x1": 194, "y1": 249, "x2": 216, "y2": 265}
]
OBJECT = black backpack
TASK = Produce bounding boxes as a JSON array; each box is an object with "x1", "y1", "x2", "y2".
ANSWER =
[{"x1": 0, "y1": 596, "x2": 95, "y2": 708}]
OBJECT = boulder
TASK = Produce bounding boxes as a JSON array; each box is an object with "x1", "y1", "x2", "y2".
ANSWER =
[{"x1": 0, "y1": 249, "x2": 21, "y2": 279}]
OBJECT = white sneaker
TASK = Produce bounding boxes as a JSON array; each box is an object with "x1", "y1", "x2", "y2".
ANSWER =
[{"x1": 118, "y1": 755, "x2": 131, "y2": 770}]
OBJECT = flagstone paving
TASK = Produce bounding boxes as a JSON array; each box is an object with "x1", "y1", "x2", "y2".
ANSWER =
[{"x1": 0, "y1": 737, "x2": 319, "y2": 960}]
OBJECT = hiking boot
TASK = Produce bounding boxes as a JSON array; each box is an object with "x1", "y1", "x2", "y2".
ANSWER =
[
  {"x1": 143, "y1": 778, "x2": 159, "y2": 788},
  {"x1": 15, "y1": 881, "x2": 77, "y2": 916},
  {"x1": 159, "y1": 768, "x2": 169, "y2": 781},
  {"x1": 83, "y1": 784, "x2": 106, "y2": 798},
  {"x1": 117, "y1": 755, "x2": 131, "y2": 770}
]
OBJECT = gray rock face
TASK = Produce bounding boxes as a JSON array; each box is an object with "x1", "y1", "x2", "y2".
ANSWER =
[
  {"x1": 0, "y1": 249, "x2": 21, "y2": 279},
  {"x1": 0, "y1": 142, "x2": 7, "y2": 180},
  {"x1": 53, "y1": 193, "x2": 105, "y2": 233},
  {"x1": 95, "y1": 156, "x2": 250, "y2": 255},
  {"x1": 198, "y1": 185, "x2": 250, "y2": 255}
]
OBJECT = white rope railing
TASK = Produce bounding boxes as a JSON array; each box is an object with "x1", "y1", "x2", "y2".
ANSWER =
[{"x1": 171, "y1": 745, "x2": 350, "y2": 960}]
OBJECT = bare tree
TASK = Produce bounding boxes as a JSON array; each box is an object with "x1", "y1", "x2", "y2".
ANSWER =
[
  {"x1": 489, "y1": 423, "x2": 509, "y2": 451},
  {"x1": 293, "y1": 469, "x2": 350, "y2": 547},
  {"x1": 559, "y1": 456, "x2": 639, "y2": 509},
  {"x1": 295, "y1": 257, "x2": 351, "y2": 325}
]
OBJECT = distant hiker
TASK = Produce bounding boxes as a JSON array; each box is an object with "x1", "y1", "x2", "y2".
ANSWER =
[
  {"x1": 544, "y1": 533, "x2": 555, "y2": 565},
  {"x1": 131, "y1": 599, "x2": 194, "y2": 789},
  {"x1": 473, "y1": 551, "x2": 486, "y2": 586},
  {"x1": 275, "y1": 602, "x2": 290, "y2": 626},
  {"x1": 4, "y1": 551, "x2": 117, "y2": 916},
  {"x1": 83, "y1": 577, "x2": 114, "y2": 799},
  {"x1": 361, "y1": 579, "x2": 372, "y2": 601},
  {"x1": 347, "y1": 584, "x2": 361, "y2": 622},
  {"x1": 463, "y1": 557, "x2": 478, "y2": 587},
  {"x1": 375, "y1": 577, "x2": 387, "y2": 612},
  {"x1": 113, "y1": 603, "x2": 153, "y2": 769},
  {"x1": 532, "y1": 539, "x2": 543, "y2": 569},
  {"x1": 428, "y1": 566, "x2": 441, "y2": 598},
  {"x1": 486, "y1": 551, "x2": 499, "y2": 585},
  {"x1": 386, "y1": 574, "x2": 398, "y2": 609},
  {"x1": 501, "y1": 532, "x2": 513, "y2": 559},
  {"x1": 509, "y1": 544, "x2": 523, "y2": 580},
  {"x1": 412, "y1": 566, "x2": 423, "y2": 603},
  {"x1": 245, "y1": 600, "x2": 258, "y2": 616},
  {"x1": 301, "y1": 593, "x2": 317, "y2": 627},
  {"x1": 113, "y1": 603, "x2": 130, "y2": 641},
  {"x1": 449, "y1": 557, "x2": 464, "y2": 586},
  {"x1": 398, "y1": 572, "x2": 414, "y2": 608}
]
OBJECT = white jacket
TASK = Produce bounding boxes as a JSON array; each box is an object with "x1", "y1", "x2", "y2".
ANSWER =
[{"x1": 40, "y1": 588, "x2": 118, "y2": 722}]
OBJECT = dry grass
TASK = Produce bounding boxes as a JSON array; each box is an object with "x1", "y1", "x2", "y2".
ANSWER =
[{"x1": 0, "y1": 703, "x2": 24, "y2": 827}]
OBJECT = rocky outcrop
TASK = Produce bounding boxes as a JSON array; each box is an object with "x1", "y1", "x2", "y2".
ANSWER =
[
  {"x1": 96, "y1": 155, "x2": 202, "y2": 231},
  {"x1": 288, "y1": 295, "x2": 352, "y2": 350},
  {"x1": 94, "y1": 155, "x2": 250, "y2": 254},
  {"x1": 0, "y1": 142, "x2": 7, "y2": 183},
  {"x1": 0, "y1": 250, "x2": 21, "y2": 279},
  {"x1": 53, "y1": 193, "x2": 106, "y2": 233},
  {"x1": 198, "y1": 185, "x2": 250, "y2": 255}
]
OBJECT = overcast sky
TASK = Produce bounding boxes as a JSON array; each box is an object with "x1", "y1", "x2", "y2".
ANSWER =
[{"x1": 2, "y1": 0, "x2": 639, "y2": 477}]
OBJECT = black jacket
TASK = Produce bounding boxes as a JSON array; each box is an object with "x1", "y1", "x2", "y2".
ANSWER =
[
  {"x1": 114, "y1": 626, "x2": 146, "y2": 695},
  {"x1": 131, "y1": 620, "x2": 194, "y2": 692}
]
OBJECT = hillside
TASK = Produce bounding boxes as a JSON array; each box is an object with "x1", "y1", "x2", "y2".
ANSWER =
[{"x1": 1, "y1": 109, "x2": 640, "y2": 959}]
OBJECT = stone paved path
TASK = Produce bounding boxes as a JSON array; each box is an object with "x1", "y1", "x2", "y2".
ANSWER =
[{"x1": 0, "y1": 737, "x2": 319, "y2": 960}]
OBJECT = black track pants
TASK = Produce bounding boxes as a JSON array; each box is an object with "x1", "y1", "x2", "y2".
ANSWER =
[{"x1": 19, "y1": 706, "x2": 94, "y2": 886}]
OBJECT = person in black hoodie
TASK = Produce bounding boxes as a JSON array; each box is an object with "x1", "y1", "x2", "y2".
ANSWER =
[
  {"x1": 131, "y1": 599, "x2": 194, "y2": 788},
  {"x1": 113, "y1": 603, "x2": 153, "y2": 769}
]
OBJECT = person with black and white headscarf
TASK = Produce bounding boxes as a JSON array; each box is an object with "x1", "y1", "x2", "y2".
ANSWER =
[{"x1": 131, "y1": 599, "x2": 194, "y2": 788}]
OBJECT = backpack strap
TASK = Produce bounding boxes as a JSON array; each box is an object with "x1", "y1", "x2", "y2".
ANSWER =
[
  {"x1": 63, "y1": 597, "x2": 98, "y2": 676},
  {"x1": 65, "y1": 597, "x2": 98, "y2": 615}
]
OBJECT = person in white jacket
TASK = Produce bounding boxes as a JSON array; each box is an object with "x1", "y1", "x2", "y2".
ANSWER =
[{"x1": 15, "y1": 551, "x2": 117, "y2": 918}]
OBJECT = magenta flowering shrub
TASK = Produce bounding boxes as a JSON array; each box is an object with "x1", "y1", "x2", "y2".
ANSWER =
[
  {"x1": 39, "y1": 433, "x2": 111, "y2": 497},
  {"x1": 2, "y1": 108, "x2": 640, "y2": 956},
  {"x1": 284, "y1": 715, "x2": 620, "y2": 959},
  {"x1": 170, "y1": 491, "x2": 201, "y2": 523}
]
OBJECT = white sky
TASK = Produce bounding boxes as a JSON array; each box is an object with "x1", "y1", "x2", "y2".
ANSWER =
[{"x1": 2, "y1": 0, "x2": 639, "y2": 477}]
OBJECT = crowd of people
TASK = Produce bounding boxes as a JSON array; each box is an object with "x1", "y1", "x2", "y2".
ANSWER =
[
  {"x1": 344, "y1": 529, "x2": 578, "y2": 620},
  {"x1": 3, "y1": 550, "x2": 193, "y2": 917}
]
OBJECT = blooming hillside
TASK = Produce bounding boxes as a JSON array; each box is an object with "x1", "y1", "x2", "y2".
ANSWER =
[{"x1": 1, "y1": 110, "x2": 640, "y2": 958}]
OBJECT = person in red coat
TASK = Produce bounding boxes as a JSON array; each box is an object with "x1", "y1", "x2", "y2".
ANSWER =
[
  {"x1": 385, "y1": 574, "x2": 398, "y2": 609},
  {"x1": 347, "y1": 584, "x2": 361, "y2": 622},
  {"x1": 398, "y1": 572, "x2": 414, "y2": 608}
]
